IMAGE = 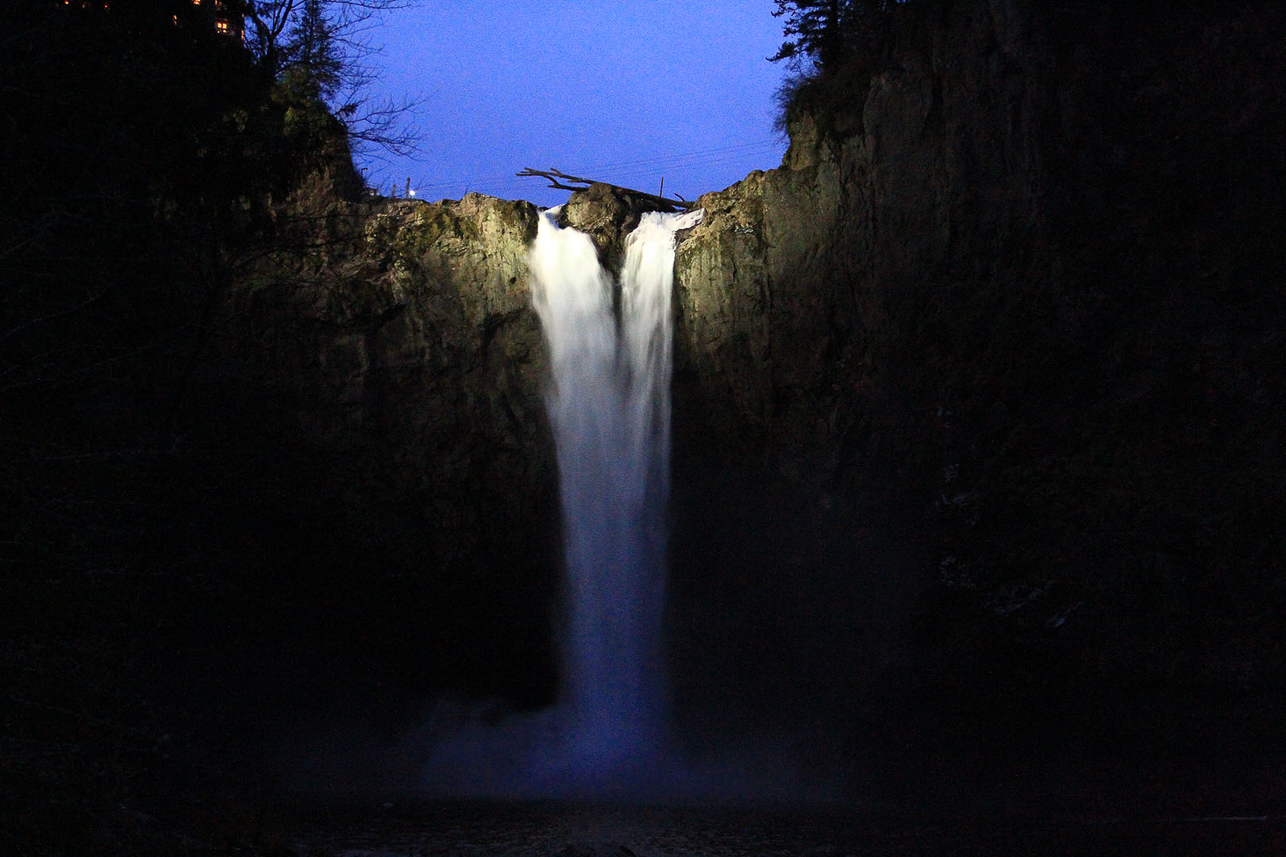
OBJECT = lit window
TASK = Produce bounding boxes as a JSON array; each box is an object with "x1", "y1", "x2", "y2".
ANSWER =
[{"x1": 216, "y1": 19, "x2": 229, "y2": 33}]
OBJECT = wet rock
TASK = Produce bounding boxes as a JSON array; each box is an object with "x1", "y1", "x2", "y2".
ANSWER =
[{"x1": 559, "y1": 183, "x2": 656, "y2": 273}]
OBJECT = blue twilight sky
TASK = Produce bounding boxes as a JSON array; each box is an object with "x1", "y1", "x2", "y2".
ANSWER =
[{"x1": 355, "y1": 1, "x2": 792, "y2": 208}]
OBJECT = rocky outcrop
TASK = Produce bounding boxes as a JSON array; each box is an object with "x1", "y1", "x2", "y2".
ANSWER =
[
  {"x1": 557, "y1": 182, "x2": 658, "y2": 273},
  {"x1": 672, "y1": 155, "x2": 859, "y2": 478}
]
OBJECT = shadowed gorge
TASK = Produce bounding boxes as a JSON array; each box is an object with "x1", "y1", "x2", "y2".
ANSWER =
[{"x1": 3, "y1": 0, "x2": 1285, "y2": 853}]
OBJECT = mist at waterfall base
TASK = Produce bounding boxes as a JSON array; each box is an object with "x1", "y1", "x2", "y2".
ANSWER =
[{"x1": 412, "y1": 209, "x2": 819, "y2": 802}]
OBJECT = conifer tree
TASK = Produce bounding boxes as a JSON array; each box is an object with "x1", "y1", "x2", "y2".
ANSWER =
[
  {"x1": 285, "y1": 0, "x2": 343, "y2": 99},
  {"x1": 245, "y1": 0, "x2": 421, "y2": 156},
  {"x1": 769, "y1": 0, "x2": 902, "y2": 73},
  {"x1": 769, "y1": 0, "x2": 848, "y2": 71}
]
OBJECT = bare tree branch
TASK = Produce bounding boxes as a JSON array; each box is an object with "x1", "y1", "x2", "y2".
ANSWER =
[
  {"x1": 246, "y1": 0, "x2": 424, "y2": 160},
  {"x1": 515, "y1": 168, "x2": 696, "y2": 210}
]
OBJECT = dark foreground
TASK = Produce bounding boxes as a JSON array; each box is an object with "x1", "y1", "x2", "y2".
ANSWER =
[{"x1": 56, "y1": 797, "x2": 1283, "y2": 857}]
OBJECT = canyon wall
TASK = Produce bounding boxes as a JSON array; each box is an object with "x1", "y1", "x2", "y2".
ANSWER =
[
  {"x1": 672, "y1": 0, "x2": 1286, "y2": 698},
  {"x1": 205, "y1": 192, "x2": 561, "y2": 701},
  {"x1": 215, "y1": 0, "x2": 1285, "y2": 709}
]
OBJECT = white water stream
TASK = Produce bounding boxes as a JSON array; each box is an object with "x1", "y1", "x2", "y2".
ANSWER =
[
  {"x1": 420, "y1": 207, "x2": 704, "y2": 797},
  {"x1": 530, "y1": 207, "x2": 703, "y2": 776}
]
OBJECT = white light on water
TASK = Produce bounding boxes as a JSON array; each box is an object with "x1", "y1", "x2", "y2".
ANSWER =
[
  {"x1": 420, "y1": 208, "x2": 703, "y2": 798},
  {"x1": 421, "y1": 205, "x2": 740, "y2": 792},
  {"x1": 531, "y1": 207, "x2": 702, "y2": 778},
  {"x1": 418, "y1": 206, "x2": 830, "y2": 801}
]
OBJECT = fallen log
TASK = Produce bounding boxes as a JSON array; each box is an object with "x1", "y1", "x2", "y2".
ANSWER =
[{"x1": 516, "y1": 168, "x2": 696, "y2": 211}]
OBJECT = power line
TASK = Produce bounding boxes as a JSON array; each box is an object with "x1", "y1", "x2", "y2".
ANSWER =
[
  {"x1": 387, "y1": 138, "x2": 784, "y2": 196},
  {"x1": 572, "y1": 139, "x2": 783, "y2": 173}
]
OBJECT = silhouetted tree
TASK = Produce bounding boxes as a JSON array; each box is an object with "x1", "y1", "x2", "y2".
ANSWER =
[
  {"x1": 769, "y1": 0, "x2": 903, "y2": 73},
  {"x1": 770, "y1": 0, "x2": 848, "y2": 71},
  {"x1": 246, "y1": 0, "x2": 422, "y2": 156},
  {"x1": 285, "y1": 0, "x2": 343, "y2": 98}
]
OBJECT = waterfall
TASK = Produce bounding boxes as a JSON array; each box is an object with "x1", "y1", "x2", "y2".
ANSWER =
[
  {"x1": 419, "y1": 206, "x2": 707, "y2": 798},
  {"x1": 530, "y1": 206, "x2": 704, "y2": 777},
  {"x1": 422, "y1": 204, "x2": 830, "y2": 800}
]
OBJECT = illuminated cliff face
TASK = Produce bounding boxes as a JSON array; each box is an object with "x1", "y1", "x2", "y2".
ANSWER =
[{"x1": 670, "y1": 1, "x2": 1286, "y2": 697}]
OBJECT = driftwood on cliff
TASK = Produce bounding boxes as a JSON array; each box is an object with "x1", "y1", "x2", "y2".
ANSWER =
[{"x1": 516, "y1": 168, "x2": 696, "y2": 211}]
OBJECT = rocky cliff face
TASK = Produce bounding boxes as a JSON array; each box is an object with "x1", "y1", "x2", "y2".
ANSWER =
[
  {"x1": 673, "y1": 0, "x2": 1286, "y2": 698},
  {"x1": 205, "y1": 191, "x2": 560, "y2": 700},
  {"x1": 6, "y1": 2, "x2": 1278, "y2": 827},
  {"x1": 208, "y1": 0, "x2": 1284, "y2": 716}
]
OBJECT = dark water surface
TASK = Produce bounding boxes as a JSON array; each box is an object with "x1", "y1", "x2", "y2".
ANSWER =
[{"x1": 283, "y1": 799, "x2": 1283, "y2": 857}]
